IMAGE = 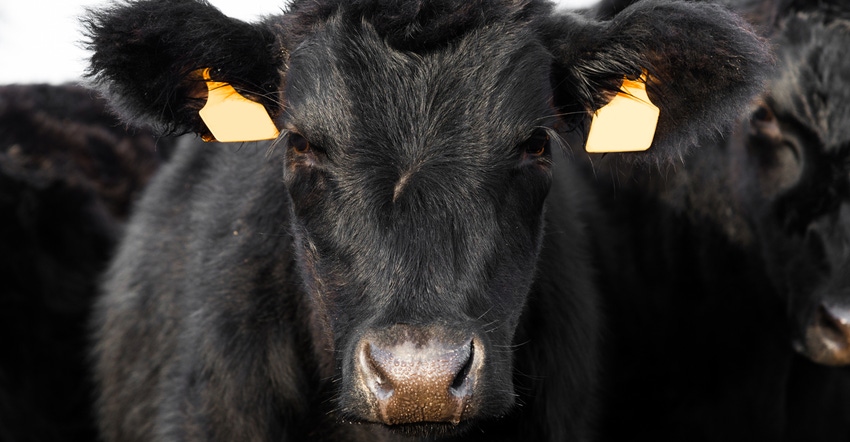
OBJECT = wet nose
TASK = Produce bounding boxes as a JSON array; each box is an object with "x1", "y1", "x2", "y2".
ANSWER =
[
  {"x1": 804, "y1": 303, "x2": 850, "y2": 366},
  {"x1": 356, "y1": 332, "x2": 481, "y2": 425}
]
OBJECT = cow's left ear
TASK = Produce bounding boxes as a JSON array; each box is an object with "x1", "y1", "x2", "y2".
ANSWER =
[
  {"x1": 542, "y1": 0, "x2": 773, "y2": 163},
  {"x1": 83, "y1": 0, "x2": 284, "y2": 139}
]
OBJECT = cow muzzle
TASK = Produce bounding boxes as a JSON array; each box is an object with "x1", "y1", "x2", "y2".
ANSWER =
[
  {"x1": 797, "y1": 303, "x2": 850, "y2": 366},
  {"x1": 354, "y1": 325, "x2": 483, "y2": 425}
]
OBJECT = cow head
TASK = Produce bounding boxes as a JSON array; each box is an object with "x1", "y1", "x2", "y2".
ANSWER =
[
  {"x1": 728, "y1": 3, "x2": 850, "y2": 365},
  {"x1": 84, "y1": 0, "x2": 770, "y2": 434}
]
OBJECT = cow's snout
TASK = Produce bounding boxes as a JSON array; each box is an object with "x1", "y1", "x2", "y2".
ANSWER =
[
  {"x1": 800, "y1": 303, "x2": 850, "y2": 365},
  {"x1": 355, "y1": 327, "x2": 483, "y2": 425}
]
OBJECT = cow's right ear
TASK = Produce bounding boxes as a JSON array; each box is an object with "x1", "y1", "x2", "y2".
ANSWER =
[
  {"x1": 83, "y1": 0, "x2": 285, "y2": 138},
  {"x1": 542, "y1": 0, "x2": 772, "y2": 165}
]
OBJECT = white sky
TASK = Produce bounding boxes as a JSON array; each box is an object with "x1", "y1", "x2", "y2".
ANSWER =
[{"x1": 0, "y1": 0, "x2": 598, "y2": 85}]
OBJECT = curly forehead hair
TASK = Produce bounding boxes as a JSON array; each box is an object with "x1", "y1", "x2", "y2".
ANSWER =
[{"x1": 277, "y1": 0, "x2": 552, "y2": 51}]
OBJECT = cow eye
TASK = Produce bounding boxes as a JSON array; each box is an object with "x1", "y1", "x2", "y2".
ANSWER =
[
  {"x1": 288, "y1": 132, "x2": 313, "y2": 154},
  {"x1": 747, "y1": 100, "x2": 787, "y2": 156},
  {"x1": 746, "y1": 100, "x2": 804, "y2": 195},
  {"x1": 522, "y1": 129, "x2": 550, "y2": 157},
  {"x1": 749, "y1": 101, "x2": 780, "y2": 141},
  {"x1": 751, "y1": 103, "x2": 774, "y2": 124}
]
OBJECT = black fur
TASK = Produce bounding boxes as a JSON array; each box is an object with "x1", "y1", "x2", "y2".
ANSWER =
[
  {"x1": 279, "y1": 0, "x2": 551, "y2": 52},
  {"x1": 585, "y1": 0, "x2": 850, "y2": 440},
  {"x1": 0, "y1": 83, "x2": 171, "y2": 442},
  {"x1": 83, "y1": 0, "x2": 284, "y2": 136},
  {"x1": 544, "y1": 0, "x2": 771, "y2": 166},
  {"x1": 83, "y1": 0, "x2": 770, "y2": 440}
]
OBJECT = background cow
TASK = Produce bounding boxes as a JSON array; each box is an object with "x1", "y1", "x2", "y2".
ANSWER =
[
  {"x1": 83, "y1": 0, "x2": 769, "y2": 440},
  {"x1": 0, "y1": 83, "x2": 173, "y2": 441},
  {"x1": 586, "y1": 0, "x2": 850, "y2": 440}
]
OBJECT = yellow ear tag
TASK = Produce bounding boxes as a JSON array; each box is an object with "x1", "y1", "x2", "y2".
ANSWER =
[
  {"x1": 198, "y1": 68, "x2": 280, "y2": 142},
  {"x1": 585, "y1": 74, "x2": 659, "y2": 153}
]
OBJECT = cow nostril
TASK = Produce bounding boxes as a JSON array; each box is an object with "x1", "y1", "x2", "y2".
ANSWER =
[
  {"x1": 816, "y1": 305, "x2": 850, "y2": 346},
  {"x1": 360, "y1": 343, "x2": 395, "y2": 401},
  {"x1": 804, "y1": 303, "x2": 850, "y2": 365},
  {"x1": 450, "y1": 342, "x2": 474, "y2": 395}
]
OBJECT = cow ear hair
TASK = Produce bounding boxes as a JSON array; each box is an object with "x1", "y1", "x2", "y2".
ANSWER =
[
  {"x1": 83, "y1": 0, "x2": 285, "y2": 138},
  {"x1": 542, "y1": 0, "x2": 773, "y2": 166}
]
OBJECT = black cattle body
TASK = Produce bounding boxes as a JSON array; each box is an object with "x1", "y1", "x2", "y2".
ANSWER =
[
  {"x1": 586, "y1": 0, "x2": 850, "y2": 440},
  {"x1": 82, "y1": 0, "x2": 770, "y2": 440},
  {"x1": 0, "y1": 83, "x2": 172, "y2": 442}
]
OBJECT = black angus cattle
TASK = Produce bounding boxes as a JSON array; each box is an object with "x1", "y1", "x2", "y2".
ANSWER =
[
  {"x1": 732, "y1": 0, "x2": 850, "y2": 369},
  {"x1": 0, "y1": 84, "x2": 172, "y2": 441},
  {"x1": 586, "y1": 0, "x2": 850, "y2": 440},
  {"x1": 82, "y1": 0, "x2": 770, "y2": 440}
]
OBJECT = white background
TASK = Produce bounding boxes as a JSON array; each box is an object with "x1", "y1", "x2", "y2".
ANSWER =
[{"x1": 0, "y1": 0, "x2": 597, "y2": 85}]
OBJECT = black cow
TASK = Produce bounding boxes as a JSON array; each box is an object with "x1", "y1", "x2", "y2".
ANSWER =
[
  {"x1": 734, "y1": 0, "x2": 850, "y2": 368},
  {"x1": 83, "y1": 0, "x2": 770, "y2": 440},
  {"x1": 0, "y1": 83, "x2": 171, "y2": 442},
  {"x1": 586, "y1": 0, "x2": 850, "y2": 440}
]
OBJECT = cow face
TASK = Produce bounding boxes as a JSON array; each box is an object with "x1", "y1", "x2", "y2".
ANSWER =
[
  {"x1": 281, "y1": 18, "x2": 556, "y2": 430},
  {"x1": 732, "y1": 9, "x2": 850, "y2": 365},
  {"x1": 84, "y1": 0, "x2": 770, "y2": 435}
]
